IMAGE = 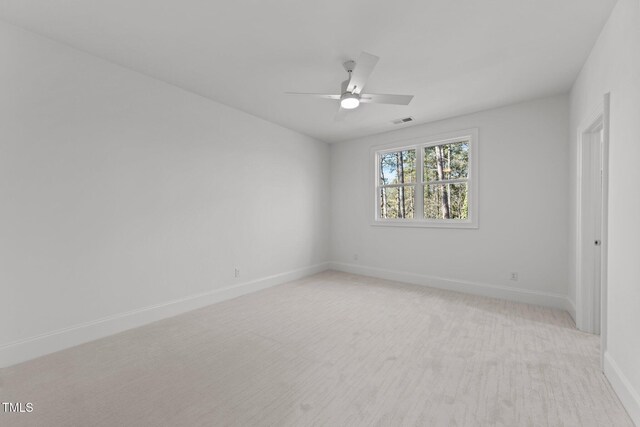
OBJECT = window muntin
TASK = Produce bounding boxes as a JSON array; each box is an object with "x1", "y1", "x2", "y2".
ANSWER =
[{"x1": 374, "y1": 131, "x2": 477, "y2": 227}]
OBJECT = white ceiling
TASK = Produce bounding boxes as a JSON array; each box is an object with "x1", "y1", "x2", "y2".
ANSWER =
[{"x1": 0, "y1": 0, "x2": 616, "y2": 143}]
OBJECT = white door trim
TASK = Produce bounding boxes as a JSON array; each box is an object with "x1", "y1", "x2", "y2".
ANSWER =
[{"x1": 600, "y1": 93, "x2": 610, "y2": 369}]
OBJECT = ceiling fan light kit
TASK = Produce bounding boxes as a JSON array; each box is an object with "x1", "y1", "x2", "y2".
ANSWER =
[
  {"x1": 287, "y1": 51, "x2": 414, "y2": 120},
  {"x1": 340, "y1": 93, "x2": 360, "y2": 109}
]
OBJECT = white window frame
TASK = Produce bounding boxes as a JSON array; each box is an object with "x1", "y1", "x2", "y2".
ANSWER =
[{"x1": 371, "y1": 128, "x2": 478, "y2": 228}]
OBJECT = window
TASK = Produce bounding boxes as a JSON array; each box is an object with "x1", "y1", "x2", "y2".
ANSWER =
[{"x1": 373, "y1": 129, "x2": 478, "y2": 228}]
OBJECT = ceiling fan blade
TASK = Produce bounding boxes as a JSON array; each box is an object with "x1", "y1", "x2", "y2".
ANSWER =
[
  {"x1": 346, "y1": 52, "x2": 379, "y2": 94},
  {"x1": 359, "y1": 93, "x2": 414, "y2": 105},
  {"x1": 285, "y1": 92, "x2": 341, "y2": 100},
  {"x1": 335, "y1": 106, "x2": 349, "y2": 121}
]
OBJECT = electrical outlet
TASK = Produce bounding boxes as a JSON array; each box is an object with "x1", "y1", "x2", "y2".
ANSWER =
[
  {"x1": 234, "y1": 268, "x2": 240, "y2": 278},
  {"x1": 510, "y1": 272, "x2": 518, "y2": 281}
]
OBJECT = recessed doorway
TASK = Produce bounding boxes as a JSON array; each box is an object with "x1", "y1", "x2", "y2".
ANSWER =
[{"x1": 576, "y1": 95, "x2": 610, "y2": 348}]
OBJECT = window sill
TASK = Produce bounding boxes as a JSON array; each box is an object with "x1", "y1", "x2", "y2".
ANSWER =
[{"x1": 371, "y1": 220, "x2": 478, "y2": 229}]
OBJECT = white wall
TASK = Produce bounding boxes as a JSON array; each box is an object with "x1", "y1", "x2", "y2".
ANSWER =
[
  {"x1": 330, "y1": 95, "x2": 571, "y2": 308},
  {"x1": 0, "y1": 21, "x2": 330, "y2": 367},
  {"x1": 569, "y1": 0, "x2": 640, "y2": 423}
]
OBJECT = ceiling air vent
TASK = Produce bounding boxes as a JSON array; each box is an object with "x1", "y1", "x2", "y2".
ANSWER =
[{"x1": 392, "y1": 116, "x2": 414, "y2": 125}]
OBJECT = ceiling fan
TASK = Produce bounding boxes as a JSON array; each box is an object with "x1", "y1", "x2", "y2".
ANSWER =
[{"x1": 286, "y1": 52, "x2": 414, "y2": 120}]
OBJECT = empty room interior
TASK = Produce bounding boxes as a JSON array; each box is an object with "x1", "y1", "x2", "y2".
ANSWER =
[{"x1": 1, "y1": 0, "x2": 639, "y2": 426}]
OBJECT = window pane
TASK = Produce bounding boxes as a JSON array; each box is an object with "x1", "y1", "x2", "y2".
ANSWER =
[
  {"x1": 425, "y1": 183, "x2": 468, "y2": 219},
  {"x1": 379, "y1": 149, "x2": 416, "y2": 185},
  {"x1": 379, "y1": 186, "x2": 415, "y2": 219},
  {"x1": 424, "y1": 141, "x2": 469, "y2": 182}
]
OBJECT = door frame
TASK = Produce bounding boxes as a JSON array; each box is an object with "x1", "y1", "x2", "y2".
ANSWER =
[{"x1": 575, "y1": 93, "x2": 610, "y2": 367}]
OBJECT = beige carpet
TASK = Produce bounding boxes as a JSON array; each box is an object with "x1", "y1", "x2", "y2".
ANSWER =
[{"x1": 0, "y1": 271, "x2": 633, "y2": 426}]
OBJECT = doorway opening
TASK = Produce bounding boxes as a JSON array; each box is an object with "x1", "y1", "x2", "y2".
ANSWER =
[{"x1": 576, "y1": 94, "x2": 609, "y2": 358}]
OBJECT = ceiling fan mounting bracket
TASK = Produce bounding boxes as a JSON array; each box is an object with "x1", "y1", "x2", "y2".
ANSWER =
[{"x1": 343, "y1": 60, "x2": 356, "y2": 73}]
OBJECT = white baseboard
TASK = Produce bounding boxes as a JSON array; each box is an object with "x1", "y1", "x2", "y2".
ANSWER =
[
  {"x1": 0, "y1": 262, "x2": 329, "y2": 369},
  {"x1": 329, "y1": 262, "x2": 571, "y2": 311},
  {"x1": 604, "y1": 351, "x2": 640, "y2": 426}
]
